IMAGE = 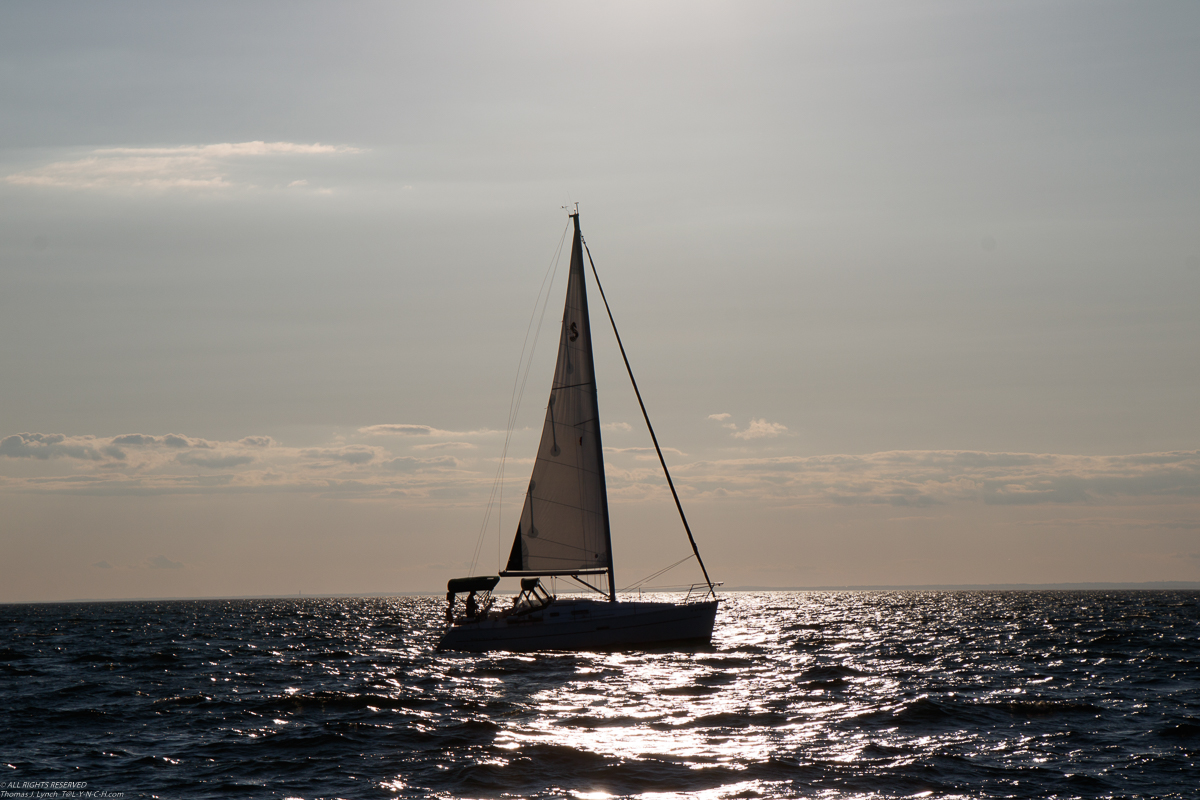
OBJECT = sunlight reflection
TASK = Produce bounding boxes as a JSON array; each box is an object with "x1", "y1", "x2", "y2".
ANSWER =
[
  {"x1": 7, "y1": 592, "x2": 1183, "y2": 799},
  {"x1": 289, "y1": 591, "x2": 1184, "y2": 798}
]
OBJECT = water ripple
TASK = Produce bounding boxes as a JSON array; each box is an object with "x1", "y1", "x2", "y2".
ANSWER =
[{"x1": 1, "y1": 591, "x2": 1198, "y2": 798}]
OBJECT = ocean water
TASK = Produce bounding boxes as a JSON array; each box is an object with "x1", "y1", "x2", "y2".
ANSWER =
[{"x1": 2, "y1": 591, "x2": 1198, "y2": 799}]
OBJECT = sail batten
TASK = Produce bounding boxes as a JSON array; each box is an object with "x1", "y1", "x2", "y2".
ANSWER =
[{"x1": 505, "y1": 214, "x2": 613, "y2": 587}]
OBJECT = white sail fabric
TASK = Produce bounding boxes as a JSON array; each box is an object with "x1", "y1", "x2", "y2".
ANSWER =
[{"x1": 505, "y1": 217, "x2": 611, "y2": 575}]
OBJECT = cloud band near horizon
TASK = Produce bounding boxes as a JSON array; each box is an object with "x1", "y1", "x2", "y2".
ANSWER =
[{"x1": 2, "y1": 430, "x2": 1197, "y2": 510}]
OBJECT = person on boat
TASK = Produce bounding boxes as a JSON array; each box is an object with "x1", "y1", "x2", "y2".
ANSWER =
[
  {"x1": 465, "y1": 590, "x2": 478, "y2": 619},
  {"x1": 445, "y1": 591, "x2": 455, "y2": 623}
]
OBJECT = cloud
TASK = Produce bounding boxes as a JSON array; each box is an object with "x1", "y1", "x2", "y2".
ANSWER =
[
  {"x1": 110, "y1": 434, "x2": 157, "y2": 446},
  {"x1": 300, "y1": 446, "x2": 378, "y2": 464},
  {"x1": 678, "y1": 450, "x2": 1200, "y2": 506},
  {"x1": 0, "y1": 428, "x2": 478, "y2": 498},
  {"x1": 175, "y1": 452, "x2": 257, "y2": 469},
  {"x1": 382, "y1": 455, "x2": 460, "y2": 472},
  {"x1": 165, "y1": 434, "x2": 203, "y2": 448},
  {"x1": 358, "y1": 423, "x2": 496, "y2": 437},
  {"x1": 708, "y1": 415, "x2": 789, "y2": 439},
  {"x1": 603, "y1": 422, "x2": 633, "y2": 432},
  {"x1": 0, "y1": 433, "x2": 105, "y2": 461},
  {"x1": 5, "y1": 426, "x2": 1197, "y2": 513},
  {"x1": 707, "y1": 413, "x2": 743, "y2": 433},
  {"x1": 4, "y1": 141, "x2": 361, "y2": 192},
  {"x1": 359, "y1": 424, "x2": 437, "y2": 436},
  {"x1": 92, "y1": 561, "x2": 113, "y2": 569},
  {"x1": 731, "y1": 418, "x2": 788, "y2": 440},
  {"x1": 112, "y1": 433, "x2": 213, "y2": 449},
  {"x1": 605, "y1": 446, "x2": 686, "y2": 459},
  {"x1": 239, "y1": 436, "x2": 275, "y2": 448},
  {"x1": 2, "y1": 431, "x2": 250, "y2": 476},
  {"x1": 99, "y1": 143, "x2": 354, "y2": 157},
  {"x1": 101, "y1": 445, "x2": 127, "y2": 460}
]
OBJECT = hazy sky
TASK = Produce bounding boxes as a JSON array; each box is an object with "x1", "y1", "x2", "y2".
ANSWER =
[{"x1": 2, "y1": 1, "x2": 1198, "y2": 602}]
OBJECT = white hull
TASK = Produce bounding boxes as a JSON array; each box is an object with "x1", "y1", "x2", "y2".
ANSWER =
[{"x1": 437, "y1": 598, "x2": 718, "y2": 652}]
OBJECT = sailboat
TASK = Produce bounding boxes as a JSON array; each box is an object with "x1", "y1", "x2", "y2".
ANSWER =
[{"x1": 436, "y1": 210, "x2": 719, "y2": 652}]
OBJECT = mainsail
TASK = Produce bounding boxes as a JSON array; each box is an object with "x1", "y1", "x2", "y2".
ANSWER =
[{"x1": 503, "y1": 214, "x2": 613, "y2": 584}]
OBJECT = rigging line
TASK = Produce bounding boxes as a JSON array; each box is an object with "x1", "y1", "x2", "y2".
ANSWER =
[
  {"x1": 507, "y1": 222, "x2": 570, "y2": 432},
  {"x1": 568, "y1": 574, "x2": 607, "y2": 596},
  {"x1": 581, "y1": 235, "x2": 717, "y2": 599},
  {"x1": 507, "y1": 221, "x2": 571, "y2": 441},
  {"x1": 502, "y1": 224, "x2": 570, "y2": 514},
  {"x1": 482, "y1": 220, "x2": 569, "y2": 570},
  {"x1": 624, "y1": 554, "x2": 700, "y2": 592},
  {"x1": 469, "y1": 220, "x2": 571, "y2": 576}
]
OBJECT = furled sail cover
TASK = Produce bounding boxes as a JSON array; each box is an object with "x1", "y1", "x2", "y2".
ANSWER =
[{"x1": 505, "y1": 217, "x2": 611, "y2": 574}]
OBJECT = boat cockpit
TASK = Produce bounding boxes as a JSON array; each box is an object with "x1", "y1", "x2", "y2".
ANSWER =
[{"x1": 444, "y1": 575, "x2": 555, "y2": 625}]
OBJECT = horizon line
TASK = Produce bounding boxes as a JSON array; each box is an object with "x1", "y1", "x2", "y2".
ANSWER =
[{"x1": 4, "y1": 580, "x2": 1200, "y2": 605}]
